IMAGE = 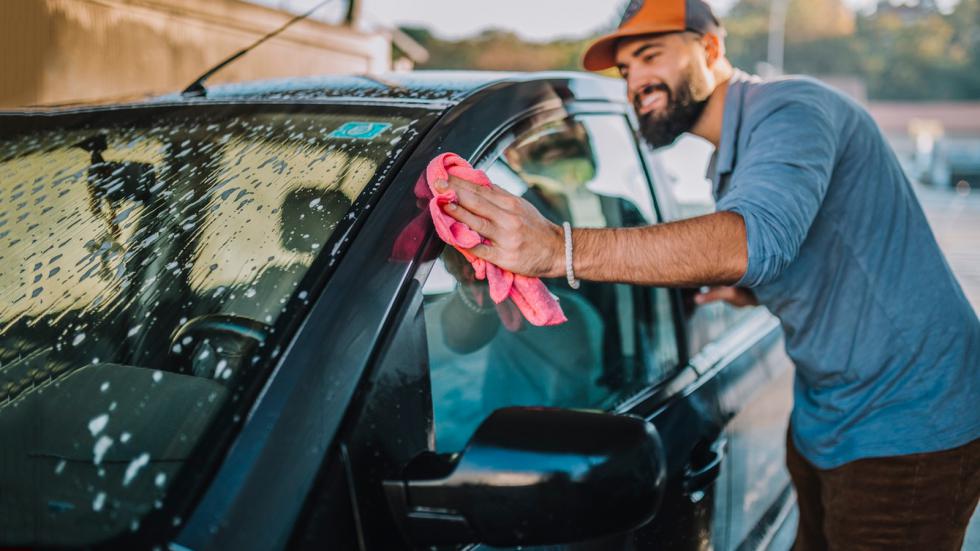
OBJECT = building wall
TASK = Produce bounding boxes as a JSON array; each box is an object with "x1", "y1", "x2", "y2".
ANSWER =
[
  {"x1": 1, "y1": 0, "x2": 390, "y2": 108},
  {"x1": 867, "y1": 101, "x2": 980, "y2": 188}
]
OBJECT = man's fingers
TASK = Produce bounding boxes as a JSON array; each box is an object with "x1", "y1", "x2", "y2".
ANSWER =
[
  {"x1": 446, "y1": 175, "x2": 513, "y2": 220},
  {"x1": 695, "y1": 286, "x2": 734, "y2": 305},
  {"x1": 444, "y1": 202, "x2": 500, "y2": 240},
  {"x1": 694, "y1": 290, "x2": 718, "y2": 305},
  {"x1": 695, "y1": 286, "x2": 758, "y2": 308},
  {"x1": 454, "y1": 185, "x2": 510, "y2": 221},
  {"x1": 465, "y1": 243, "x2": 499, "y2": 264}
]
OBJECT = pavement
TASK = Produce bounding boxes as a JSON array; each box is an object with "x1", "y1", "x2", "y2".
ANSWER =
[{"x1": 917, "y1": 183, "x2": 980, "y2": 551}]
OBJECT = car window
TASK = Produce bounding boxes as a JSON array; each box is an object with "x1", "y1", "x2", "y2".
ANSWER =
[
  {"x1": 421, "y1": 114, "x2": 679, "y2": 452},
  {"x1": 650, "y1": 136, "x2": 717, "y2": 219},
  {"x1": 0, "y1": 108, "x2": 421, "y2": 547},
  {"x1": 651, "y1": 137, "x2": 758, "y2": 352}
]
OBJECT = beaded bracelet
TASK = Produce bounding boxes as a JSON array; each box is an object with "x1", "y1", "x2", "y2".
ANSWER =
[{"x1": 562, "y1": 221, "x2": 580, "y2": 290}]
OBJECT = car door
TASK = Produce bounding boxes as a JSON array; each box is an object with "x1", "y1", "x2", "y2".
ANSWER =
[
  {"x1": 647, "y1": 138, "x2": 796, "y2": 550},
  {"x1": 337, "y1": 95, "x2": 789, "y2": 550},
  {"x1": 411, "y1": 107, "x2": 732, "y2": 550}
]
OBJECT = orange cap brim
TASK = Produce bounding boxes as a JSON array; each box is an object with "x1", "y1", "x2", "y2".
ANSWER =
[{"x1": 582, "y1": 24, "x2": 684, "y2": 72}]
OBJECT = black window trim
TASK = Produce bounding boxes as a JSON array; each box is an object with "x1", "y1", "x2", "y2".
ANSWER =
[{"x1": 411, "y1": 100, "x2": 693, "y2": 420}]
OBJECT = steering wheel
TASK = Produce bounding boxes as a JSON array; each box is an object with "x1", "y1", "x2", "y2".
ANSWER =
[{"x1": 167, "y1": 314, "x2": 271, "y2": 381}]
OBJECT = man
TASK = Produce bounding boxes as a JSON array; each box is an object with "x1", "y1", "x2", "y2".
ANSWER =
[{"x1": 436, "y1": 0, "x2": 980, "y2": 549}]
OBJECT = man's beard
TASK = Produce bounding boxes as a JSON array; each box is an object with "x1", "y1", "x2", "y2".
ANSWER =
[{"x1": 636, "y1": 80, "x2": 708, "y2": 149}]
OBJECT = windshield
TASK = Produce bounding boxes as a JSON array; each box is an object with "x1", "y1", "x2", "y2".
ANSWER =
[{"x1": 0, "y1": 105, "x2": 426, "y2": 546}]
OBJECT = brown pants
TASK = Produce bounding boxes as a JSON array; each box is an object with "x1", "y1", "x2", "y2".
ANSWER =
[{"x1": 786, "y1": 429, "x2": 980, "y2": 551}]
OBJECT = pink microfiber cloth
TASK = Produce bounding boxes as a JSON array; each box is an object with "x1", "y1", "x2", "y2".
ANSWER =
[{"x1": 426, "y1": 152, "x2": 567, "y2": 327}]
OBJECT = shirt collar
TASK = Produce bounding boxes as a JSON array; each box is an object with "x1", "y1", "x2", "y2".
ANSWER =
[{"x1": 712, "y1": 69, "x2": 756, "y2": 181}]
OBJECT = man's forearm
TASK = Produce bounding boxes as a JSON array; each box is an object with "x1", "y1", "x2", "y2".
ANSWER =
[{"x1": 569, "y1": 211, "x2": 748, "y2": 287}]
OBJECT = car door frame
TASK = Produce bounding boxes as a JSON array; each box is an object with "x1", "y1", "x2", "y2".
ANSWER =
[
  {"x1": 628, "y1": 118, "x2": 796, "y2": 550},
  {"x1": 623, "y1": 103, "x2": 795, "y2": 550},
  {"x1": 412, "y1": 84, "x2": 795, "y2": 551},
  {"x1": 404, "y1": 97, "x2": 731, "y2": 549},
  {"x1": 441, "y1": 96, "x2": 792, "y2": 550}
]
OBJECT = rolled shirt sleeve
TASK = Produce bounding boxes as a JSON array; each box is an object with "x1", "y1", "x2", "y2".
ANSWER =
[{"x1": 716, "y1": 101, "x2": 838, "y2": 288}]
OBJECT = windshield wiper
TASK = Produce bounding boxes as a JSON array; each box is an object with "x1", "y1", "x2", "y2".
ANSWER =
[{"x1": 181, "y1": 0, "x2": 336, "y2": 98}]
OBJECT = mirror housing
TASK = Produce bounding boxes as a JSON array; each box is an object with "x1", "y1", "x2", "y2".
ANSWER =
[{"x1": 383, "y1": 407, "x2": 666, "y2": 547}]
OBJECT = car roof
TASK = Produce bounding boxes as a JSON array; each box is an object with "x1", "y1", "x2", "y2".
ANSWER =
[
  {"x1": 195, "y1": 71, "x2": 518, "y2": 104},
  {"x1": 155, "y1": 70, "x2": 627, "y2": 109},
  {"x1": 1, "y1": 71, "x2": 627, "y2": 119}
]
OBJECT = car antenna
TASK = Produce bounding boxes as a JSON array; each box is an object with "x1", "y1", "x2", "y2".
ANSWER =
[{"x1": 181, "y1": 0, "x2": 335, "y2": 98}]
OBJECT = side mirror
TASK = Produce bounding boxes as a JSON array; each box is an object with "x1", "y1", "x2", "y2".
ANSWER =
[{"x1": 383, "y1": 407, "x2": 666, "y2": 547}]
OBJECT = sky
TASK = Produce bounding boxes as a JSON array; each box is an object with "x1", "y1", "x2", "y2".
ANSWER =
[{"x1": 258, "y1": 0, "x2": 962, "y2": 42}]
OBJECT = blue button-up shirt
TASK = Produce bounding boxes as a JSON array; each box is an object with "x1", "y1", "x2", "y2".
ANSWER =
[{"x1": 712, "y1": 70, "x2": 980, "y2": 469}]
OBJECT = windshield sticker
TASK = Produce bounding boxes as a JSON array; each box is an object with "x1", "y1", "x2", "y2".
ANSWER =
[{"x1": 329, "y1": 122, "x2": 391, "y2": 140}]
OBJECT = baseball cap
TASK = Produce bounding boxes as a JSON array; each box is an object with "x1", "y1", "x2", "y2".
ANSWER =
[{"x1": 582, "y1": 0, "x2": 722, "y2": 72}]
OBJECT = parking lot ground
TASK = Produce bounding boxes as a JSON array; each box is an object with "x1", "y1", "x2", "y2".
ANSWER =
[
  {"x1": 918, "y1": 183, "x2": 980, "y2": 551},
  {"x1": 916, "y1": 183, "x2": 980, "y2": 312}
]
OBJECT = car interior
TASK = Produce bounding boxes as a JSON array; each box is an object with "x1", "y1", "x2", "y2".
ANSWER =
[
  {"x1": 422, "y1": 115, "x2": 679, "y2": 452},
  {"x1": 0, "y1": 110, "x2": 411, "y2": 546}
]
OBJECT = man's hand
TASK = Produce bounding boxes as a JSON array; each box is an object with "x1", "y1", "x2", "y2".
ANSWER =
[
  {"x1": 438, "y1": 175, "x2": 565, "y2": 278},
  {"x1": 694, "y1": 286, "x2": 759, "y2": 308}
]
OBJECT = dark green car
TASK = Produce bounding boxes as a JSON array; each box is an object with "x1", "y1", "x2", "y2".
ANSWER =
[{"x1": 0, "y1": 72, "x2": 794, "y2": 550}]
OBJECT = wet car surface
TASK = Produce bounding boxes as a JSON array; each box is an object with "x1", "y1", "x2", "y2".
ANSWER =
[{"x1": 0, "y1": 72, "x2": 795, "y2": 550}]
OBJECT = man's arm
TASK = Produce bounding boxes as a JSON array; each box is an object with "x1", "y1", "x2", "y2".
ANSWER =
[
  {"x1": 437, "y1": 176, "x2": 747, "y2": 287},
  {"x1": 438, "y1": 97, "x2": 836, "y2": 291},
  {"x1": 572, "y1": 212, "x2": 747, "y2": 286}
]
